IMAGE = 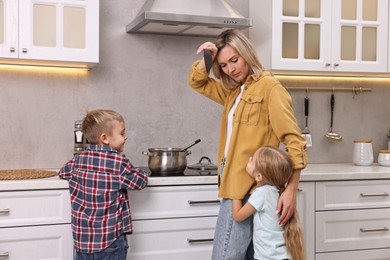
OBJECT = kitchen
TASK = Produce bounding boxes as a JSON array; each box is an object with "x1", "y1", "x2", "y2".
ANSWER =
[{"x1": 1, "y1": 0, "x2": 390, "y2": 259}]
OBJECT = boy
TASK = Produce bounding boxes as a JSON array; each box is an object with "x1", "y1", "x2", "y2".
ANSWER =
[{"x1": 58, "y1": 109, "x2": 148, "y2": 259}]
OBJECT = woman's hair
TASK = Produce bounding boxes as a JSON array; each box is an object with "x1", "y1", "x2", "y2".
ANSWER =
[
  {"x1": 253, "y1": 146, "x2": 306, "y2": 260},
  {"x1": 212, "y1": 29, "x2": 264, "y2": 90},
  {"x1": 82, "y1": 109, "x2": 124, "y2": 144}
]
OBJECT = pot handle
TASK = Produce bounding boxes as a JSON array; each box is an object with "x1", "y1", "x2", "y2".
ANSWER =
[{"x1": 186, "y1": 150, "x2": 192, "y2": 156}]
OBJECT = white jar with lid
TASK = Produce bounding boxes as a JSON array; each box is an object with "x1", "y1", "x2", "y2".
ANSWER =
[
  {"x1": 353, "y1": 140, "x2": 374, "y2": 166},
  {"x1": 378, "y1": 150, "x2": 390, "y2": 167}
]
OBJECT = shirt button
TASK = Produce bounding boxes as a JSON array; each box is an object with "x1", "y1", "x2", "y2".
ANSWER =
[{"x1": 248, "y1": 98, "x2": 252, "y2": 102}]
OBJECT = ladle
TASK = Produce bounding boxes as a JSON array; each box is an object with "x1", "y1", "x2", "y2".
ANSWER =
[
  {"x1": 183, "y1": 139, "x2": 201, "y2": 151},
  {"x1": 325, "y1": 93, "x2": 342, "y2": 142}
]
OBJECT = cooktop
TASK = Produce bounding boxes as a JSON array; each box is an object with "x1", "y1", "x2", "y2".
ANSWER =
[{"x1": 136, "y1": 167, "x2": 218, "y2": 177}]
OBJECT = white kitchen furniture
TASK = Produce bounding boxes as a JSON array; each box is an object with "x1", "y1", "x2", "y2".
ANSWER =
[
  {"x1": 249, "y1": 0, "x2": 389, "y2": 73},
  {"x1": 0, "y1": 0, "x2": 99, "y2": 68},
  {"x1": 315, "y1": 179, "x2": 390, "y2": 259},
  {"x1": 127, "y1": 184, "x2": 220, "y2": 260},
  {"x1": 0, "y1": 189, "x2": 72, "y2": 260}
]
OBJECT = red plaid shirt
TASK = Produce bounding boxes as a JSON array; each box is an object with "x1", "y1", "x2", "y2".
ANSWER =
[{"x1": 58, "y1": 144, "x2": 148, "y2": 253}]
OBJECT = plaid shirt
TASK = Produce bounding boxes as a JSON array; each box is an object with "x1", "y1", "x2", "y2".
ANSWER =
[{"x1": 58, "y1": 144, "x2": 148, "y2": 253}]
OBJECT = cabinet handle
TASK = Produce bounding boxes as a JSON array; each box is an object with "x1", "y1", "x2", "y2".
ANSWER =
[
  {"x1": 0, "y1": 208, "x2": 10, "y2": 214},
  {"x1": 325, "y1": 63, "x2": 331, "y2": 66},
  {"x1": 9, "y1": 47, "x2": 15, "y2": 53},
  {"x1": 0, "y1": 252, "x2": 9, "y2": 257},
  {"x1": 22, "y1": 48, "x2": 27, "y2": 53},
  {"x1": 333, "y1": 63, "x2": 339, "y2": 67},
  {"x1": 188, "y1": 200, "x2": 221, "y2": 205},
  {"x1": 187, "y1": 238, "x2": 214, "y2": 244},
  {"x1": 360, "y1": 192, "x2": 389, "y2": 197},
  {"x1": 360, "y1": 227, "x2": 389, "y2": 233},
  {"x1": 297, "y1": 188, "x2": 303, "y2": 192}
]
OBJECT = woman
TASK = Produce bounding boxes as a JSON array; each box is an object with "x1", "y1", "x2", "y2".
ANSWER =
[{"x1": 187, "y1": 29, "x2": 307, "y2": 260}]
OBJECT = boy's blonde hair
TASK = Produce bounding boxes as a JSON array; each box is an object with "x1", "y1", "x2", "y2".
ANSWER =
[
  {"x1": 82, "y1": 109, "x2": 124, "y2": 144},
  {"x1": 253, "y1": 146, "x2": 306, "y2": 260}
]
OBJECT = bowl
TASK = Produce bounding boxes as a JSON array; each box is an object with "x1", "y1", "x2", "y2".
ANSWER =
[{"x1": 378, "y1": 150, "x2": 390, "y2": 167}]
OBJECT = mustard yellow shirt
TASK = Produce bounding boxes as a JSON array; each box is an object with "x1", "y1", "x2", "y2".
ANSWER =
[{"x1": 188, "y1": 61, "x2": 307, "y2": 199}]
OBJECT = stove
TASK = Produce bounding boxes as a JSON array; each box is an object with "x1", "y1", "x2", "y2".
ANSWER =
[{"x1": 137, "y1": 167, "x2": 218, "y2": 177}]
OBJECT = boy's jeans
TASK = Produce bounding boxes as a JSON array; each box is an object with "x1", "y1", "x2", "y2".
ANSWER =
[{"x1": 74, "y1": 234, "x2": 128, "y2": 260}]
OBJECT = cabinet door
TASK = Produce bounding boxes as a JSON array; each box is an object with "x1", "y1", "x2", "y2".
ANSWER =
[
  {"x1": 271, "y1": 0, "x2": 332, "y2": 71},
  {"x1": 19, "y1": 0, "x2": 99, "y2": 64},
  {"x1": 0, "y1": 189, "x2": 71, "y2": 227},
  {"x1": 296, "y1": 182, "x2": 315, "y2": 260},
  {"x1": 127, "y1": 216, "x2": 216, "y2": 260},
  {"x1": 316, "y1": 248, "x2": 390, "y2": 260},
  {"x1": 316, "y1": 208, "x2": 390, "y2": 252},
  {"x1": 0, "y1": 224, "x2": 73, "y2": 260},
  {"x1": 0, "y1": 0, "x2": 18, "y2": 58},
  {"x1": 129, "y1": 185, "x2": 220, "y2": 220},
  {"x1": 331, "y1": 0, "x2": 388, "y2": 72}
]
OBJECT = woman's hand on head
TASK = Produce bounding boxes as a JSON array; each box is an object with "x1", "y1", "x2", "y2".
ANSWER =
[{"x1": 196, "y1": 42, "x2": 218, "y2": 59}]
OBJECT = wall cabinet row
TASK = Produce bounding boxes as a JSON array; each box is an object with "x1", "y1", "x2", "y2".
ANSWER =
[
  {"x1": 0, "y1": 0, "x2": 99, "y2": 68},
  {"x1": 250, "y1": 0, "x2": 389, "y2": 74}
]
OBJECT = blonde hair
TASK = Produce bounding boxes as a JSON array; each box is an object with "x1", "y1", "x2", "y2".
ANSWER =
[
  {"x1": 212, "y1": 29, "x2": 264, "y2": 90},
  {"x1": 82, "y1": 109, "x2": 124, "y2": 144},
  {"x1": 253, "y1": 146, "x2": 306, "y2": 260}
]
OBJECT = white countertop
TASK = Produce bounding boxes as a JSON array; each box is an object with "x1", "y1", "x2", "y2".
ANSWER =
[{"x1": 1, "y1": 163, "x2": 390, "y2": 191}]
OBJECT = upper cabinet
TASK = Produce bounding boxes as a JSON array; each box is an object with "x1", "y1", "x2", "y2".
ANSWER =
[
  {"x1": 0, "y1": 0, "x2": 99, "y2": 68},
  {"x1": 249, "y1": 0, "x2": 389, "y2": 74}
]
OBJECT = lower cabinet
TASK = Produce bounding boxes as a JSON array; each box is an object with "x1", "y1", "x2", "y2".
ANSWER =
[
  {"x1": 127, "y1": 216, "x2": 217, "y2": 260},
  {"x1": 0, "y1": 224, "x2": 73, "y2": 259},
  {"x1": 127, "y1": 184, "x2": 220, "y2": 260},
  {"x1": 315, "y1": 180, "x2": 390, "y2": 259},
  {"x1": 0, "y1": 189, "x2": 73, "y2": 260}
]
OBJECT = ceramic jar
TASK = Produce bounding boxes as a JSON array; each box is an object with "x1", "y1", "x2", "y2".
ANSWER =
[
  {"x1": 378, "y1": 150, "x2": 390, "y2": 167},
  {"x1": 353, "y1": 140, "x2": 374, "y2": 166}
]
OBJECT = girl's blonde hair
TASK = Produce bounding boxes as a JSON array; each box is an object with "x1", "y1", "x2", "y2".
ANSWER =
[
  {"x1": 253, "y1": 146, "x2": 306, "y2": 260},
  {"x1": 212, "y1": 29, "x2": 264, "y2": 90},
  {"x1": 82, "y1": 109, "x2": 124, "y2": 144}
]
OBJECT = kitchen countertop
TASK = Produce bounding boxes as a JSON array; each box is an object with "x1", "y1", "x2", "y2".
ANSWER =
[{"x1": 1, "y1": 163, "x2": 390, "y2": 191}]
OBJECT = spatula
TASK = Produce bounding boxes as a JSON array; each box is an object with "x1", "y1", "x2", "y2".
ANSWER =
[{"x1": 301, "y1": 96, "x2": 312, "y2": 147}]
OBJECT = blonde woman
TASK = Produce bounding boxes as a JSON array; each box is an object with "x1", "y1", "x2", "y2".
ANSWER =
[
  {"x1": 188, "y1": 29, "x2": 307, "y2": 259},
  {"x1": 232, "y1": 146, "x2": 306, "y2": 260}
]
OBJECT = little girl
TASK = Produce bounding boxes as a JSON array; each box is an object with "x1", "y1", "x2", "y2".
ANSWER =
[{"x1": 232, "y1": 146, "x2": 306, "y2": 260}]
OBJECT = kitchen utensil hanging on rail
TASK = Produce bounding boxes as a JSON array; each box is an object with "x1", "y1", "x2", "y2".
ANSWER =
[
  {"x1": 325, "y1": 92, "x2": 342, "y2": 142},
  {"x1": 301, "y1": 94, "x2": 312, "y2": 147}
]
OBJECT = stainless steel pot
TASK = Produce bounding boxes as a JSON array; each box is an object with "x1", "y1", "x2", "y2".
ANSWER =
[{"x1": 142, "y1": 148, "x2": 191, "y2": 174}]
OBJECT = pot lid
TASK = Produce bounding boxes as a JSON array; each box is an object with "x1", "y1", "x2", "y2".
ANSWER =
[{"x1": 188, "y1": 156, "x2": 217, "y2": 171}]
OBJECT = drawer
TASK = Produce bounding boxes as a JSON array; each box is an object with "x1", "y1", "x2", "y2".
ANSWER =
[
  {"x1": 0, "y1": 189, "x2": 71, "y2": 227},
  {"x1": 129, "y1": 185, "x2": 220, "y2": 220},
  {"x1": 316, "y1": 208, "x2": 390, "y2": 252},
  {"x1": 316, "y1": 180, "x2": 390, "y2": 210},
  {"x1": 0, "y1": 224, "x2": 72, "y2": 260},
  {"x1": 128, "y1": 216, "x2": 216, "y2": 260},
  {"x1": 316, "y1": 248, "x2": 390, "y2": 260}
]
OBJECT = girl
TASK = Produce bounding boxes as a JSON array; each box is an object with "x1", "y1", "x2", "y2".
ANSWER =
[{"x1": 232, "y1": 146, "x2": 306, "y2": 260}]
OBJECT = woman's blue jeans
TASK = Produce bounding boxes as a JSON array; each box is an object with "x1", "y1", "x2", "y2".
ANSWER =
[
  {"x1": 73, "y1": 234, "x2": 128, "y2": 260},
  {"x1": 211, "y1": 157, "x2": 254, "y2": 260}
]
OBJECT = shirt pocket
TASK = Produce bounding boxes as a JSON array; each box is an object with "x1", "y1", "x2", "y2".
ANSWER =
[{"x1": 235, "y1": 94, "x2": 263, "y2": 126}]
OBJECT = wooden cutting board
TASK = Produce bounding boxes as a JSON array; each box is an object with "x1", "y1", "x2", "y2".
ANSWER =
[{"x1": 0, "y1": 169, "x2": 57, "y2": 180}]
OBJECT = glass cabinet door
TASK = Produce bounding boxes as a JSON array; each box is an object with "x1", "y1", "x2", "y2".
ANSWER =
[
  {"x1": 331, "y1": 0, "x2": 388, "y2": 72},
  {"x1": 272, "y1": 0, "x2": 332, "y2": 71}
]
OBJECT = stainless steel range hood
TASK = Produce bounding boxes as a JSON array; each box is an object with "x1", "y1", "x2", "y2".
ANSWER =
[{"x1": 126, "y1": 0, "x2": 252, "y2": 37}]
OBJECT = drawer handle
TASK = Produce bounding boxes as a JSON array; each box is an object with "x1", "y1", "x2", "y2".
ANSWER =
[
  {"x1": 360, "y1": 193, "x2": 389, "y2": 197},
  {"x1": 360, "y1": 227, "x2": 389, "y2": 233},
  {"x1": 187, "y1": 238, "x2": 214, "y2": 244},
  {"x1": 297, "y1": 188, "x2": 303, "y2": 192},
  {"x1": 188, "y1": 200, "x2": 221, "y2": 205},
  {"x1": 0, "y1": 208, "x2": 10, "y2": 214},
  {"x1": 0, "y1": 252, "x2": 9, "y2": 257}
]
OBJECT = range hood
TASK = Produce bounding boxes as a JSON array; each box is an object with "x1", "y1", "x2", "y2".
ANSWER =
[{"x1": 126, "y1": 0, "x2": 252, "y2": 37}]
